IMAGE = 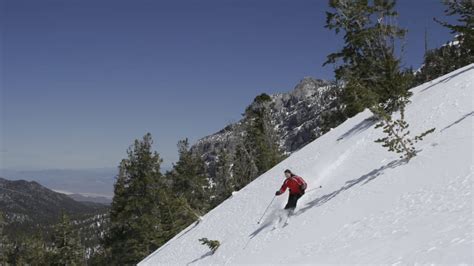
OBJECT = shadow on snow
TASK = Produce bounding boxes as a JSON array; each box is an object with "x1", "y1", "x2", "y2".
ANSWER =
[
  {"x1": 187, "y1": 251, "x2": 214, "y2": 265},
  {"x1": 296, "y1": 158, "x2": 407, "y2": 216},
  {"x1": 440, "y1": 111, "x2": 474, "y2": 133},
  {"x1": 337, "y1": 116, "x2": 377, "y2": 141},
  {"x1": 420, "y1": 66, "x2": 474, "y2": 93},
  {"x1": 248, "y1": 220, "x2": 273, "y2": 240}
]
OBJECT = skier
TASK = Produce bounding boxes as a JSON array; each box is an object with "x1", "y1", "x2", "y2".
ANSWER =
[{"x1": 275, "y1": 169, "x2": 307, "y2": 216}]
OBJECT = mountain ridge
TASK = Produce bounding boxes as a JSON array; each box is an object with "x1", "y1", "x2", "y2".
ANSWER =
[
  {"x1": 191, "y1": 77, "x2": 337, "y2": 178},
  {"x1": 0, "y1": 176, "x2": 108, "y2": 237}
]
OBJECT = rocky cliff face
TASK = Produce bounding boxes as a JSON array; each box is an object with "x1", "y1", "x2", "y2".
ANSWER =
[{"x1": 191, "y1": 77, "x2": 339, "y2": 178}]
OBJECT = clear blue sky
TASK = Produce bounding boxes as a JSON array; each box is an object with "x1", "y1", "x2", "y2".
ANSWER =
[{"x1": 1, "y1": 0, "x2": 457, "y2": 171}]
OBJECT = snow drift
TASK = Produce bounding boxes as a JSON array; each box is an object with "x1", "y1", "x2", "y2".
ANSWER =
[{"x1": 140, "y1": 65, "x2": 474, "y2": 265}]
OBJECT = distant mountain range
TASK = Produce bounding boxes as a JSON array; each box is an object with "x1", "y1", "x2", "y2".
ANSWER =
[
  {"x1": 0, "y1": 168, "x2": 116, "y2": 199},
  {"x1": 0, "y1": 177, "x2": 108, "y2": 237},
  {"x1": 66, "y1": 193, "x2": 112, "y2": 205}
]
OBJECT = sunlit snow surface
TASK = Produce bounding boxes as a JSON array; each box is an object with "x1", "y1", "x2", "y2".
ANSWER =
[{"x1": 140, "y1": 65, "x2": 473, "y2": 265}]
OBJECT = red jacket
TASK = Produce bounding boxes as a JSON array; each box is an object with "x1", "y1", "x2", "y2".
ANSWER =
[{"x1": 278, "y1": 175, "x2": 307, "y2": 195}]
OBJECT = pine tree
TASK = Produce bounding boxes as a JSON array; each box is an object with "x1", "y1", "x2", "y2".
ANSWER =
[
  {"x1": 5, "y1": 241, "x2": 24, "y2": 266},
  {"x1": 22, "y1": 234, "x2": 49, "y2": 265},
  {"x1": 0, "y1": 211, "x2": 10, "y2": 264},
  {"x1": 225, "y1": 94, "x2": 285, "y2": 192},
  {"x1": 169, "y1": 138, "x2": 211, "y2": 215},
  {"x1": 87, "y1": 244, "x2": 109, "y2": 266},
  {"x1": 156, "y1": 188, "x2": 195, "y2": 242},
  {"x1": 243, "y1": 93, "x2": 285, "y2": 175},
  {"x1": 414, "y1": 42, "x2": 463, "y2": 85},
  {"x1": 374, "y1": 103, "x2": 435, "y2": 160},
  {"x1": 232, "y1": 142, "x2": 258, "y2": 191},
  {"x1": 84, "y1": 213, "x2": 110, "y2": 265},
  {"x1": 212, "y1": 147, "x2": 234, "y2": 204},
  {"x1": 324, "y1": 0, "x2": 411, "y2": 116},
  {"x1": 415, "y1": 0, "x2": 474, "y2": 85},
  {"x1": 105, "y1": 133, "x2": 164, "y2": 264},
  {"x1": 152, "y1": 138, "x2": 213, "y2": 244},
  {"x1": 325, "y1": 0, "x2": 433, "y2": 160},
  {"x1": 435, "y1": 0, "x2": 474, "y2": 66},
  {"x1": 1, "y1": 228, "x2": 51, "y2": 265},
  {"x1": 319, "y1": 82, "x2": 348, "y2": 134},
  {"x1": 50, "y1": 212, "x2": 85, "y2": 266},
  {"x1": 198, "y1": 238, "x2": 220, "y2": 254}
]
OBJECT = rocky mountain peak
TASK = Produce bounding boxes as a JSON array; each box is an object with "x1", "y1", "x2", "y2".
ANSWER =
[{"x1": 191, "y1": 77, "x2": 339, "y2": 179}]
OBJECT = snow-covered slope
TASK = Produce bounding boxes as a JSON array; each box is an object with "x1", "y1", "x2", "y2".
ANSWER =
[{"x1": 140, "y1": 65, "x2": 474, "y2": 265}]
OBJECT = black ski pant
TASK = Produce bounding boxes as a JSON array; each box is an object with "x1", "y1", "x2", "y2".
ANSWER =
[{"x1": 284, "y1": 193, "x2": 303, "y2": 210}]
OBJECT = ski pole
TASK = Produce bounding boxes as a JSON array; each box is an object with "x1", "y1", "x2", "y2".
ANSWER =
[
  {"x1": 305, "y1": 185, "x2": 323, "y2": 193},
  {"x1": 257, "y1": 195, "x2": 276, "y2": 224}
]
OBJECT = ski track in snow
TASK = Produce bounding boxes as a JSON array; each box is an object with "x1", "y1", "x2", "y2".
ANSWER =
[{"x1": 140, "y1": 64, "x2": 474, "y2": 265}]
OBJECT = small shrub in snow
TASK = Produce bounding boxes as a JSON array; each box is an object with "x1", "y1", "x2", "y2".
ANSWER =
[
  {"x1": 374, "y1": 104, "x2": 435, "y2": 160},
  {"x1": 198, "y1": 238, "x2": 220, "y2": 254}
]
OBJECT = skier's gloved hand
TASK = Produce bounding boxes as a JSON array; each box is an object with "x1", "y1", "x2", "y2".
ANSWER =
[{"x1": 275, "y1": 190, "x2": 282, "y2": 196}]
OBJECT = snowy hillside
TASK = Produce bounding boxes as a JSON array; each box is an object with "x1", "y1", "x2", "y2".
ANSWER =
[{"x1": 140, "y1": 65, "x2": 473, "y2": 265}]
